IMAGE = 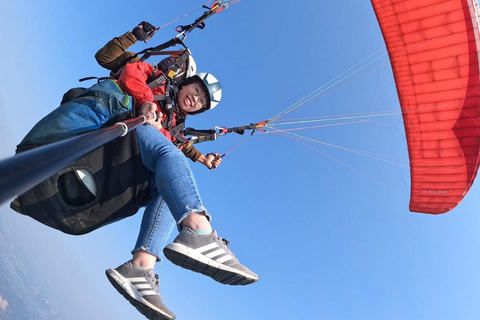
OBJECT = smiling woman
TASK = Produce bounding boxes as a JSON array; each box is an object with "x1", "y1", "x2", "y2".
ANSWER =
[
  {"x1": 11, "y1": 53, "x2": 257, "y2": 320},
  {"x1": 177, "y1": 82, "x2": 207, "y2": 112},
  {"x1": 176, "y1": 72, "x2": 222, "y2": 114},
  {"x1": 5, "y1": 14, "x2": 257, "y2": 319}
]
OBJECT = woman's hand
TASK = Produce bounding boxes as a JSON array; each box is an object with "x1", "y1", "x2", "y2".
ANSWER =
[
  {"x1": 197, "y1": 153, "x2": 222, "y2": 169},
  {"x1": 132, "y1": 21, "x2": 157, "y2": 41},
  {"x1": 205, "y1": 153, "x2": 222, "y2": 170},
  {"x1": 139, "y1": 101, "x2": 163, "y2": 130}
]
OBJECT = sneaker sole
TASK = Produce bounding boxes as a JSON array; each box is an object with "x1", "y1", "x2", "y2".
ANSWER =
[
  {"x1": 163, "y1": 243, "x2": 258, "y2": 286},
  {"x1": 105, "y1": 269, "x2": 175, "y2": 320}
]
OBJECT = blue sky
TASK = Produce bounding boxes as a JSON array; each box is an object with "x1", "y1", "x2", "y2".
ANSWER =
[{"x1": 2, "y1": 0, "x2": 480, "y2": 319}]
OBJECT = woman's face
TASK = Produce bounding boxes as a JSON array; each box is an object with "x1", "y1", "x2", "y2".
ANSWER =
[{"x1": 177, "y1": 83, "x2": 207, "y2": 113}]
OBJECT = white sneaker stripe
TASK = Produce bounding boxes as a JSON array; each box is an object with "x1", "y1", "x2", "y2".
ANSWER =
[
  {"x1": 127, "y1": 277, "x2": 148, "y2": 283},
  {"x1": 141, "y1": 290, "x2": 157, "y2": 296},
  {"x1": 205, "y1": 249, "x2": 225, "y2": 259},
  {"x1": 216, "y1": 255, "x2": 234, "y2": 264},
  {"x1": 135, "y1": 284, "x2": 151, "y2": 289},
  {"x1": 196, "y1": 242, "x2": 219, "y2": 253}
]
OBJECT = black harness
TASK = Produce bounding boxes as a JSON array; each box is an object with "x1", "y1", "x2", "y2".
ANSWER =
[{"x1": 146, "y1": 50, "x2": 193, "y2": 148}]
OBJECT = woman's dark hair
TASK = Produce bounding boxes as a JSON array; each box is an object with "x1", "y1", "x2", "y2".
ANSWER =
[{"x1": 176, "y1": 76, "x2": 211, "y2": 115}]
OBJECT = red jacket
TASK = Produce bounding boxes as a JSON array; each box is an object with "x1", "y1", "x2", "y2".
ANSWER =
[
  {"x1": 118, "y1": 62, "x2": 163, "y2": 107},
  {"x1": 117, "y1": 62, "x2": 194, "y2": 154}
]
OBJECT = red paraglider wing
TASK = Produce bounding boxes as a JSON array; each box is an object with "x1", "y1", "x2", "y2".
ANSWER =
[{"x1": 371, "y1": 0, "x2": 480, "y2": 213}]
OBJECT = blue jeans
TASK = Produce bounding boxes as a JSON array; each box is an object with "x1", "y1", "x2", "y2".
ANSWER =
[{"x1": 132, "y1": 124, "x2": 210, "y2": 260}]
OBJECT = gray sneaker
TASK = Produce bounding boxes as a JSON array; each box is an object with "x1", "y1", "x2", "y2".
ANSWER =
[
  {"x1": 163, "y1": 227, "x2": 259, "y2": 286},
  {"x1": 106, "y1": 261, "x2": 175, "y2": 320}
]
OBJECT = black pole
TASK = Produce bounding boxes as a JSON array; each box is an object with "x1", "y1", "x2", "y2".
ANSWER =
[{"x1": 0, "y1": 116, "x2": 147, "y2": 205}]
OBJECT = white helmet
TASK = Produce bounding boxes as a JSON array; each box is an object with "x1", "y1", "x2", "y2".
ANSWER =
[
  {"x1": 195, "y1": 72, "x2": 222, "y2": 110},
  {"x1": 186, "y1": 55, "x2": 197, "y2": 77},
  {"x1": 172, "y1": 53, "x2": 196, "y2": 81}
]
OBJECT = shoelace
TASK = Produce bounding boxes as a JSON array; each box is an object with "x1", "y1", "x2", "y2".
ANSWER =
[
  {"x1": 154, "y1": 274, "x2": 160, "y2": 292},
  {"x1": 147, "y1": 270, "x2": 161, "y2": 293},
  {"x1": 216, "y1": 236, "x2": 236, "y2": 258},
  {"x1": 221, "y1": 238, "x2": 231, "y2": 246}
]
